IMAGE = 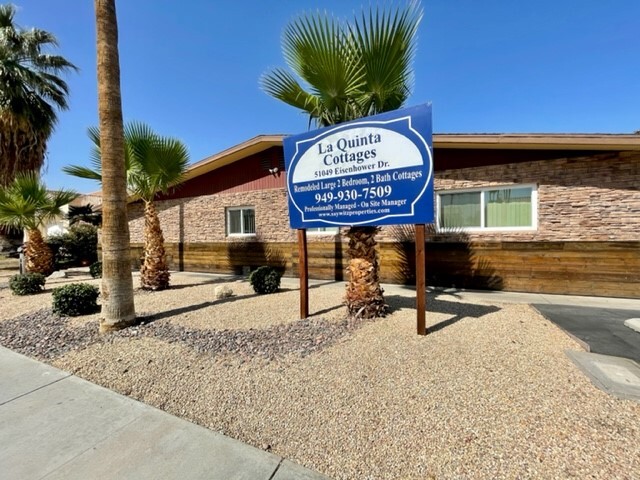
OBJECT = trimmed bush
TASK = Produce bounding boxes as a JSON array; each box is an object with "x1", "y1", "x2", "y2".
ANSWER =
[
  {"x1": 52, "y1": 283, "x2": 99, "y2": 316},
  {"x1": 249, "y1": 266, "x2": 281, "y2": 294},
  {"x1": 9, "y1": 273, "x2": 46, "y2": 295},
  {"x1": 90, "y1": 261, "x2": 102, "y2": 279}
]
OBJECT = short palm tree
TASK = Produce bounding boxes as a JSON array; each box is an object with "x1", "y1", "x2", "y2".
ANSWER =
[
  {"x1": 64, "y1": 122, "x2": 189, "y2": 290},
  {"x1": 0, "y1": 172, "x2": 77, "y2": 275},
  {"x1": 67, "y1": 204, "x2": 102, "y2": 226},
  {"x1": 0, "y1": 4, "x2": 77, "y2": 186},
  {"x1": 261, "y1": 2, "x2": 422, "y2": 318}
]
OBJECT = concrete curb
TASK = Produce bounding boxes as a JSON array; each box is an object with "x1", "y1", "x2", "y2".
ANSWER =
[{"x1": 566, "y1": 350, "x2": 640, "y2": 403}]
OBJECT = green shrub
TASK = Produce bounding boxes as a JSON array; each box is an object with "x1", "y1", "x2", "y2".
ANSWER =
[
  {"x1": 89, "y1": 261, "x2": 102, "y2": 278},
  {"x1": 47, "y1": 223, "x2": 98, "y2": 269},
  {"x1": 249, "y1": 266, "x2": 281, "y2": 294},
  {"x1": 52, "y1": 283, "x2": 100, "y2": 316},
  {"x1": 9, "y1": 273, "x2": 46, "y2": 295},
  {"x1": 45, "y1": 234, "x2": 65, "y2": 266}
]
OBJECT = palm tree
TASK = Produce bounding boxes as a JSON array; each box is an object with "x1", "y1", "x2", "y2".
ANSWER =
[
  {"x1": 0, "y1": 4, "x2": 77, "y2": 186},
  {"x1": 261, "y1": 2, "x2": 422, "y2": 318},
  {"x1": 64, "y1": 122, "x2": 189, "y2": 290},
  {"x1": 94, "y1": 0, "x2": 135, "y2": 332},
  {"x1": 67, "y1": 204, "x2": 102, "y2": 226},
  {"x1": 0, "y1": 172, "x2": 76, "y2": 275}
]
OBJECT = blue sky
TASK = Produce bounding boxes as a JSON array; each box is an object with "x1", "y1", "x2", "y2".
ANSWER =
[{"x1": 15, "y1": 0, "x2": 640, "y2": 192}]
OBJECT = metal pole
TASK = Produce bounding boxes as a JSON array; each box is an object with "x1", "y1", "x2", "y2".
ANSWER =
[{"x1": 18, "y1": 247, "x2": 25, "y2": 275}]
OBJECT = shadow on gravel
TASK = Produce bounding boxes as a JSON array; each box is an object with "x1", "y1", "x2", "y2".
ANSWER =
[
  {"x1": 136, "y1": 293, "x2": 258, "y2": 325},
  {"x1": 309, "y1": 303, "x2": 344, "y2": 318},
  {"x1": 279, "y1": 281, "x2": 342, "y2": 293},
  {"x1": 386, "y1": 294, "x2": 501, "y2": 333},
  {"x1": 308, "y1": 281, "x2": 341, "y2": 290},
  {"x1": 167, "y1": 277, "x2": 243, "y2": 290}
]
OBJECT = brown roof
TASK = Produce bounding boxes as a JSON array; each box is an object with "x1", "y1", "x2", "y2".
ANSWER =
[{"x1": 80, "y1": 133, "x2": 640, "y2": 196}]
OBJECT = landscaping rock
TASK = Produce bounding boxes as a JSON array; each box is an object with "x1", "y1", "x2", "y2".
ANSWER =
[{"x1": 214, "y1": 285, "x2": 233, "y2": 299}]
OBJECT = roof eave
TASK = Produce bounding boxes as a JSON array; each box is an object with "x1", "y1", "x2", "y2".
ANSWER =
[
  {"x1": 433, "y1": 134, "x2": 640, "y2": 150},
  {"x1": 182, "y1": 134, "x2": 285, "y2": 182}
]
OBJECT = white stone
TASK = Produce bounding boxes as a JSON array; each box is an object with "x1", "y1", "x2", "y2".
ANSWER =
[
  {"x1": 214, "y1": 285, "x2": 233, "y2": 300},
  {"x1": 624, "y1": 318, "x2": 640, "y2": 334}
]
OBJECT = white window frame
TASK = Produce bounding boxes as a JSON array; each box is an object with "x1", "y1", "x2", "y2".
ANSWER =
[
  {"x1": 307, "y1": 226, "x2": 340, "y2": 235},
  {"x1": 436, "y1": 184, "x2": 538, "y2": 233},
  {"x1": 226, "y1": 206, "x2": 256, "y2": 237}
]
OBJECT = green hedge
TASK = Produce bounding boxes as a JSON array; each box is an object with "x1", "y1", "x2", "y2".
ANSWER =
[
  {"x1": 9, "y1": 273, "x2": 46, "y2": 295},
  {"x1": 52, "y1": 283, "x2": 100, "y2": 316}
]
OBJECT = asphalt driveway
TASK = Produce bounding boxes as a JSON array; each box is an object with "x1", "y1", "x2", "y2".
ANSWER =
[{"x1": 533, "y1": 304, "x2": 640, "y2": 363}]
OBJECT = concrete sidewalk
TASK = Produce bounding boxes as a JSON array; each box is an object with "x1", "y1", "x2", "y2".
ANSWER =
[
  {"x1": 0, "y1": 346, "x2": 328, "y2": 480},
  {"x1": 277, "y1": 274, "x2": 640, "y2": 311}
]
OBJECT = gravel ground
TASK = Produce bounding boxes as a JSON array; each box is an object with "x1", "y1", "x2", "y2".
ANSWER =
[{"x1": 1, "y1": 270, "x2": 639, "y2": 479}]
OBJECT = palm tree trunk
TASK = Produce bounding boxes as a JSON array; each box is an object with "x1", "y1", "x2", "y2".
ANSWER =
[
  {"x1": 0, "y1": 115, "x2": 47, "y2": 187},
  {"x1": 95, "y1": 0, "x2": 135, "y2": 332},
  {"x1": 25, "y1": 229, "x2": 54, "y2": 276},
  {"x1": 140, "y1": 201, "x2": 170, "y2": 290},
  {"x1": 345, "y1": 226, "x2": 388, "y2": 318}
]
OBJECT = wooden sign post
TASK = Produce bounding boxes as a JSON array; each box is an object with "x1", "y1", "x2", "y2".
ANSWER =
[
  {"x1": 415, "y1": 224, "x2": 427, "y2": 335},
  {"x1": 297, "y1": 228, "x2": 309, "y2": 319}
]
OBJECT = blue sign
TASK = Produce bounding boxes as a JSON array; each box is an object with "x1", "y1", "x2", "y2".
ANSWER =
[{"x1": 284, "y1": 103, "x2": 433, "y2": 228}]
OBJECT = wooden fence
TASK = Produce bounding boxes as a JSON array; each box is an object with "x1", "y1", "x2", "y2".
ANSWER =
[{"x1": 128, "y1": 240, "x2": 640, "y2": 298}]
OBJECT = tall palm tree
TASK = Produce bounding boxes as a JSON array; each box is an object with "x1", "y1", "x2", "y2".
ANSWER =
[
  {"x1": 94, "y1": 0, "x2": 135, "y2": 332},
  {"x1": 0, "y1": 172, "x2": 76, "y2": 275},
  {"x1": 261, "y1": 2, "x2": 422, "y2": 318},
  {"x1": 64, "y1": 122, "x2": 189, "y2": 290},
  {"x1": 0, "y1": 4, "x2": 77, "y2": 186}
]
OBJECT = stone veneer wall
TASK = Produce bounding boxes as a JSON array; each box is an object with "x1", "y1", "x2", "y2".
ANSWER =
[
  {"x1": 129, "y1": 152, "x2": 639, "y2": 244},
  {"x1": 381, "y1": 151, "x2": 640, "y2": 242},
  {"x1": 128, "y1": 188, "x2": 340, "y2": 244}
]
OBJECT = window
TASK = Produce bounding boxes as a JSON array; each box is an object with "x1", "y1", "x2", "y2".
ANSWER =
[
  {"x1": 226, "y1": 207, "x2": 256, "y2": 236},
  {"x1": 307, "y1": 227, "x2": 339, "y2": 234},
  {"x1": 437, "y1": 185, "x2": 536, "y2": 231}
]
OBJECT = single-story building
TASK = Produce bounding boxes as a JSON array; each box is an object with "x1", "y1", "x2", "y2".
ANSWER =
[{"x1": 121, "y1": 133, "x2": 639, "y2": 298}]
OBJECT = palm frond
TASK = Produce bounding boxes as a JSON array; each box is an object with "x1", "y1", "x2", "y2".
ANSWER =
[
  {"x1": 71, "y1": 122, "x2": 189, "y2": 201},
  {"x1": 260, "y1": 2, "x2": 422, "y2": 127},
  {"x1": 282, "y1": 11, "x2": 366, "y2": 124},
  {"x1": 61, "y1": 165, "x2": 102, "y2": 181},
  {"x1": 86, "y1": 125, "x2": 107, "y2": 172},
  {"x1": 351, "y1": 1, "x2": 422, "y2": 115},
  {"x1": 0, "y1": 171, "x2": 77, "y2": 231},
  {"x1": 67, "y1": 204, "x2": 102, "y2": 226},
  {"x1": 63, "y1": 125, "x2": 104, "y2": 183},
  {"x1": 51, "y1": 189, "x2": 79, "y2": 207},
  {"x1": 260, "y1": 68, "x2": 324, "y2": 119},
  {"x1": 0, "y1": 4, "x2": 77, "y2": 183},
  {"x1": 126, "y1": 122, "x2": 189, "y2": 200}
]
